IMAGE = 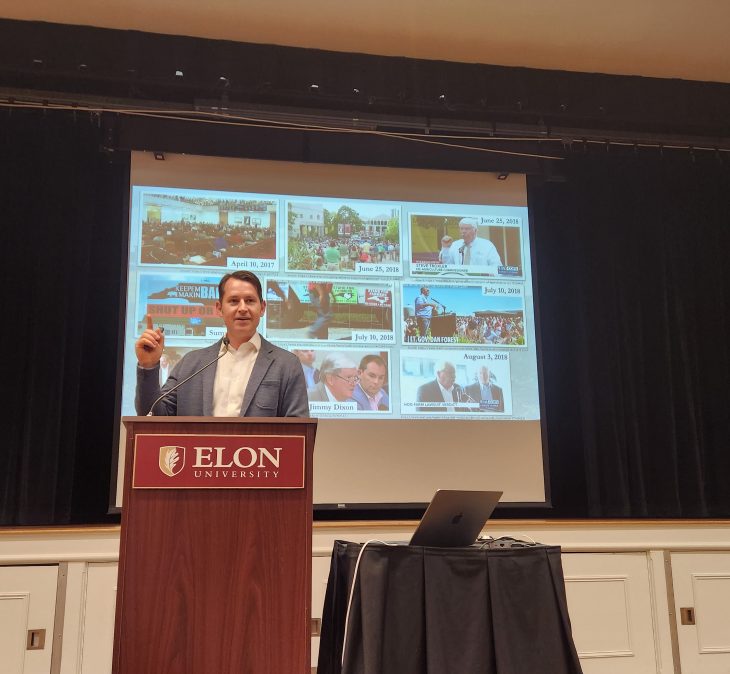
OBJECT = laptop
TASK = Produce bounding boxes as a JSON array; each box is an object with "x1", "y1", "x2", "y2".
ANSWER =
[{"x1": 409, "y1": 489, "x2": 502, "y2": 547}]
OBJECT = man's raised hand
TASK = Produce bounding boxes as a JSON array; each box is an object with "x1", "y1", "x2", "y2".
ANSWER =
[{"x1": 135, "y1": 315, "x2": 165, "y2": 368}]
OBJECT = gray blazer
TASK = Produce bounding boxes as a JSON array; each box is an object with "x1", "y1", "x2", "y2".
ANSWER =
[
  {"x1": 136, "y1": 336, "x2": 309, "y2": 418},
  {"x1": 465, "y1": 382, "x2": 504, "y2": 413}
]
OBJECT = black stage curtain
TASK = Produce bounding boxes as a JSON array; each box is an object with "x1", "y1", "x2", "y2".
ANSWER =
[
  {"x1": 2, "y1": 109, "x2": 729, "y2": 523},
  {"x1": 0, "y1": 111, "x2": 127, "y2": 525},
  {"x1": 529, "y1": 155, "x2": 730, "y2": 517}
]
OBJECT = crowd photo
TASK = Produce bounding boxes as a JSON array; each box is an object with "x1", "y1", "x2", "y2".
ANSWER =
[
  {"x1": 455, "y1": 314, "x2": 525, "y2": 345},
  {"x1": 402, "y1": 283, "x2": 526, "y2": 346},
  {"x1": 139, "y1": 192, "x2": 277, "y2": 267},
  {"x1": 286, "y1": 199, "x2": 400, "y2": 272}
]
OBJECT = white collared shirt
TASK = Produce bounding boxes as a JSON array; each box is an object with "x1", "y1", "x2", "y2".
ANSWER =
[
  {"x1": 324, "y1": 383, "x2": 339, "y2": 403},
  {"x1": 452, "y1": 236, "x2": 503, "y2": 271},
  {"x1": 212, "y1": 333, "x2": 261, "y2": 417}
]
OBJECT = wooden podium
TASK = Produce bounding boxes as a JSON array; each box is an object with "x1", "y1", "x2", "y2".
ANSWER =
[
  {"x1": 429, "y1": 312, "x2": 457, "y2": 338},
  {"x1": 113, "y1": 416, "x2": 317, "y2": 674}
]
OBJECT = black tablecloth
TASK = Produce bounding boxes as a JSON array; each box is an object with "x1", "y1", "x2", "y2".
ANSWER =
[{"x1": 318, "y1": 541, "x2": 583, "y2": 674}]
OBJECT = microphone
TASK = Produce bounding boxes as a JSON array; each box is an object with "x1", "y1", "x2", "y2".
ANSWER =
[
  {"x1": 146, "y1": 337, "x2": 230, "y2": 416},
  {"x1": 458, "y1": 245, "x2": 465, "y2": 263},
  {"x1": 431, "y1": 297, "x2": 446, "y2": 313},
  {"x1": 457, "y1": 387, "x2": 481, "y2": 413}
]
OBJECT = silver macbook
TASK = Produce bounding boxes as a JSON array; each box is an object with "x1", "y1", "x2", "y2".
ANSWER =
[{"x1": 409, "y1": 489, "x2": 502, "y2": 547}]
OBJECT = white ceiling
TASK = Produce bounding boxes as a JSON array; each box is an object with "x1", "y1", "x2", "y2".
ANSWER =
[{"x1": 2, "y1": 0, "x2": 729, "y2": 84}]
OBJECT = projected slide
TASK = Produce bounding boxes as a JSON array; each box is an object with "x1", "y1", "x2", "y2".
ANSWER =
[
  {"x1": 286, "y1": 198, "x2": 402, "y2": 275},
  {"x1": 286, "y1": 347, "x2": 392, "y2": 415},
  {"x1": 409, "y1": 213, "x2": 522, "y2": 278},
  {"x1": 400, "y1": 349, "x2": 512, "y2": 415},
  {"x1": 402, "y1": 283, "x2": 525, "y2": 346},
  {"x1": 139, "y1": 192, "x2": 278, "y2": 270},
  {"x1": 122, "y1": 180, "x2": 538, "y2": 423},
  {"x1": 264, "y1": 279, "x2": 395, "y2": 344}
]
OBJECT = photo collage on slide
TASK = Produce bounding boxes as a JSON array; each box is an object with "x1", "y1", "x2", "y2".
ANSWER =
[{"x1": 127, "y1": 188, "x2": 532, "y2": 420}]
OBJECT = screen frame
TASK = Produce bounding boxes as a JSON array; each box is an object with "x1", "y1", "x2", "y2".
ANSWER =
[{"x1": 109, "y1": 152, "x2": 551, "y2": 518}]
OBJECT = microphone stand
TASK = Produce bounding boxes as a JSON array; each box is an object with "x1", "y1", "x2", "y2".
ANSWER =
[
  {"x1": 461, "y1": 390, "x2": 480, "y2": 404},
  {"x1": 431, "y1": 298, "x2": 447, "y2": 314}
]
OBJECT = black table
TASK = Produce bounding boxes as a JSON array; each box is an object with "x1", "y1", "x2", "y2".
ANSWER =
[{"x1": 318, "y1": 541, "x2": 583, "y2": 674}]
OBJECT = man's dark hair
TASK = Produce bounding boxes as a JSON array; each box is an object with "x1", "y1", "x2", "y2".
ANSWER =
[
  {"x1": 218, "y1": 270, "x2": 264, "y2": 301},
  {"x1": 358, "y1": 354, "x2": 387, "y2": 371}
]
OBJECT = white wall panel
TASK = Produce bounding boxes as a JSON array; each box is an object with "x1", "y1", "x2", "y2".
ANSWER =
[
  {"x1": 5, "y1": 521, "x2": 730, "y2": 674},
  {"x1": 562, "y1": 553, "x2": 659, "y2": 674},
  {"x1": 0, "y1": 591, "x2": 30, "y2": 674},
  {"x1": 311, "y1": 555, "x2": 332, "y2": 668},
  {"x1": 0, "y1": 565, "x2": 58, "y2": 674},
  {"x1": 79, "y1": 563, "x2": 118, "y2": 674},
  {"x1": 671, "y1": 552, "x2": 730, "y2": 674}
]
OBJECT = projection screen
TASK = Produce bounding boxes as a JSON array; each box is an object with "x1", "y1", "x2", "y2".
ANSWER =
[{"x1": 116, "y1": 151, "x2": 547, "y2": 509}]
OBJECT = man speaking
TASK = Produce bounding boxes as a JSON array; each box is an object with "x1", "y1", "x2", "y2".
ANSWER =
[
  {"x1": 452, "y1": 217, "x2": 503, "y2": 273},
  {"x1": 135, "y1": 270, "x2": 309, "y2": 417}
]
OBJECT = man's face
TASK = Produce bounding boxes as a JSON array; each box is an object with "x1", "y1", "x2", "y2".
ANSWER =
[
  {"x1": 459, "y1": 223, "x2": 477, "y2": 245},
  {"x1": 436, "y1": 364, "x2": 456, "y2": 389},
  {"x1": 422, "y1": 288, "x2": 430, "y2": 297},
  {"x1": 295, "y1": 349, "x2": 315, "y2": 366},
  {"x1": 325, "y1": 368, "x2": 358, "y2": 401},
  {"x1": 215, "y1": 278, "x2": 266, "y2": 348},
  {"x1": 359, "y1": 361, "x2": 386, "y2": 396},
  {"x1": 478, "y1": 367, "x2": 491, "y2": 385}
]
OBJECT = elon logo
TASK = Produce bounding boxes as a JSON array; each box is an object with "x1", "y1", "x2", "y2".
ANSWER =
[
  {"x1": 451, "y1": 512, "x2": 463, "y2": 525},
  {"x1": 159, "y1": 446, "x2": 185, "y2": 477},
  {"x1": 133, "y1": 434, "x2": 305, "y2": 489}
]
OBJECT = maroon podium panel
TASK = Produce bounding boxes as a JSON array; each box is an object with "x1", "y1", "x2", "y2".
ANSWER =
[
  {"x1": 113, "y1": 417, "x2": 317, "y2": 674},
  {"x1": 132, "y1": 433, "x2": 306, "y2": 488}
]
